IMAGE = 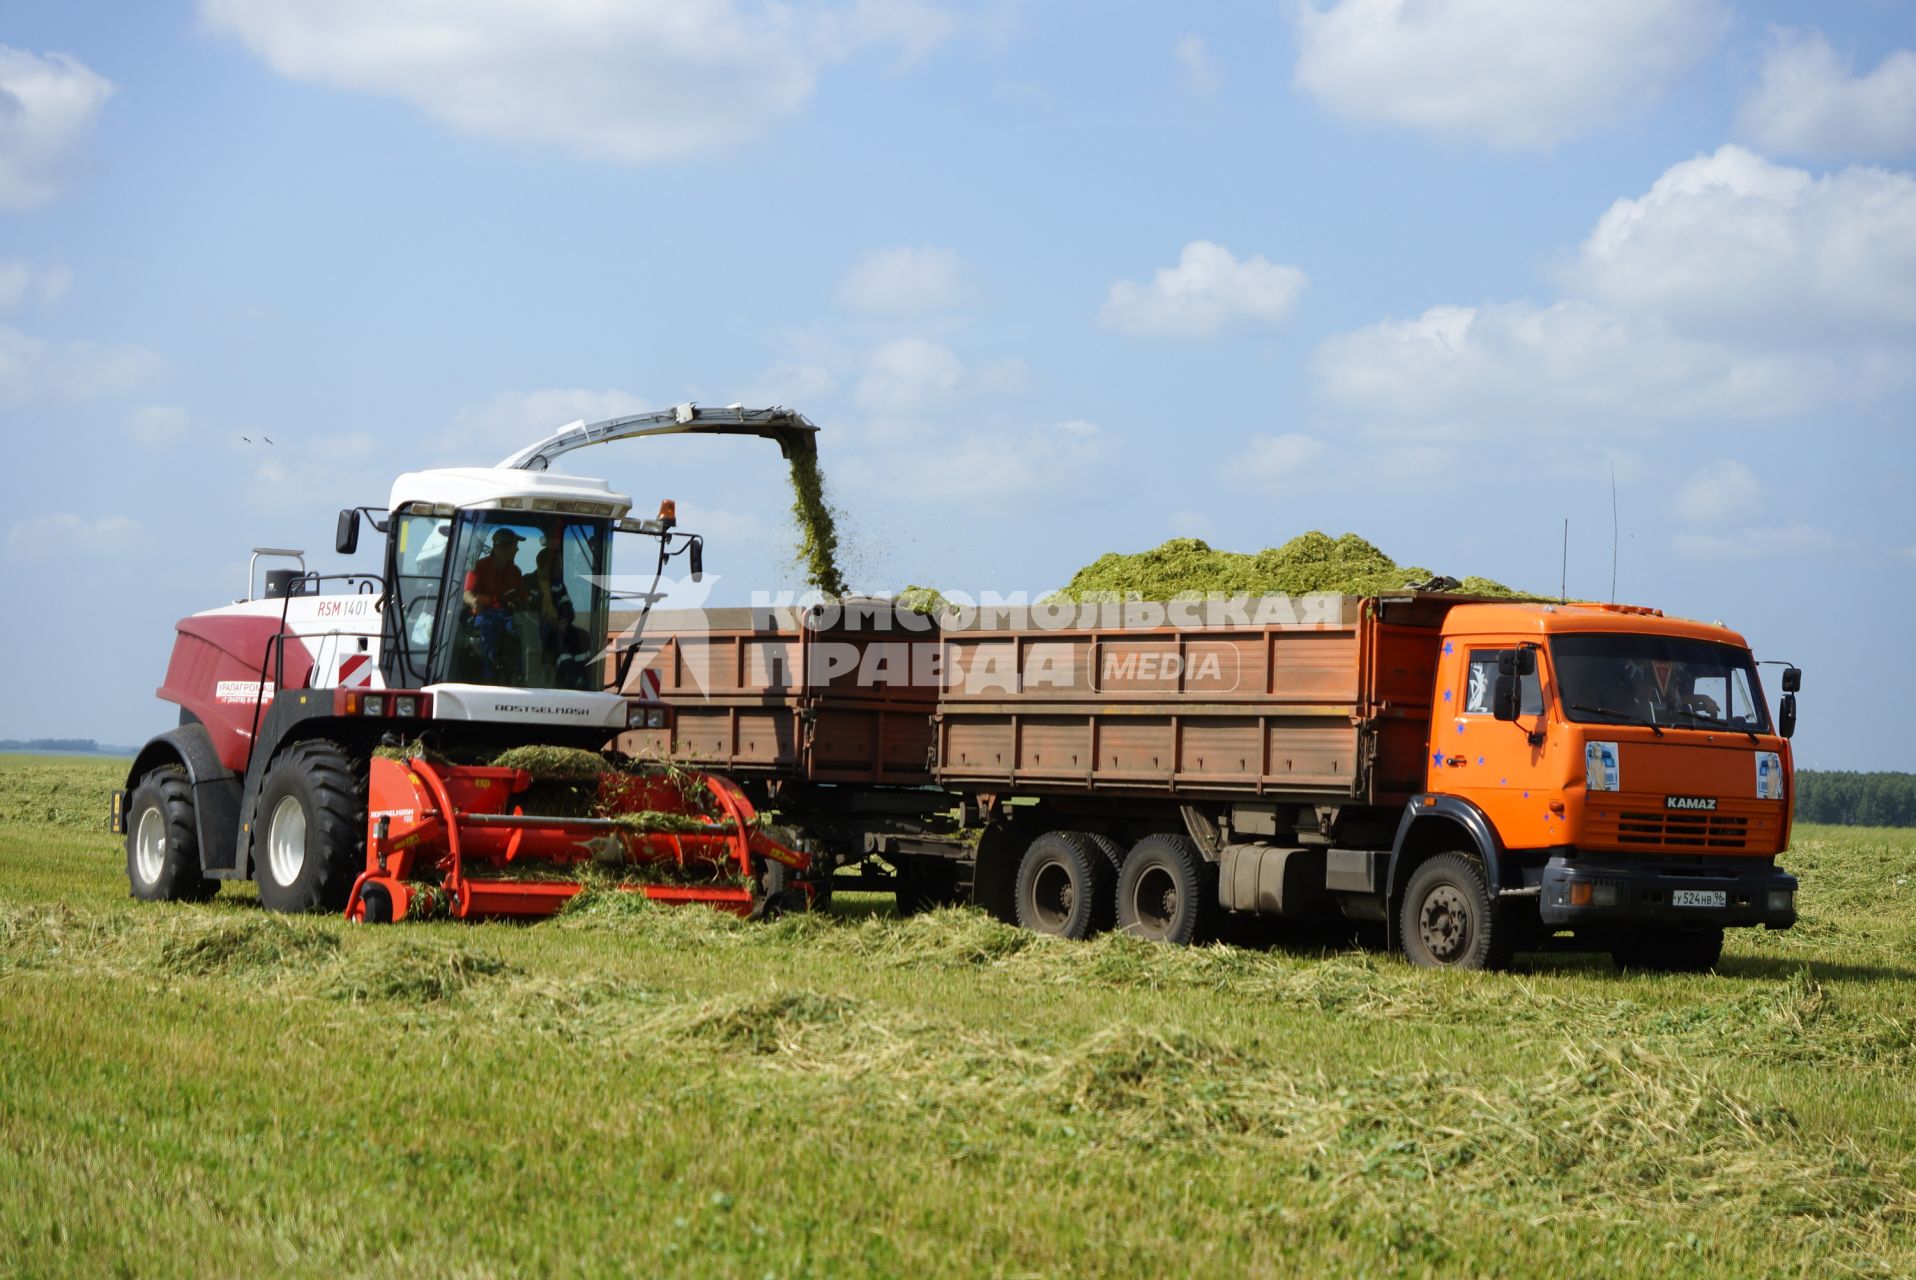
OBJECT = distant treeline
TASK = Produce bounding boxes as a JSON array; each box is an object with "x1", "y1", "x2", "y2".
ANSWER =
[
  {"x1": 1795, "y1": 771, "x2": 1916, "y2": 828},
  {"x1": 0, "y1": 738, "x2": 136, "y2": 756}
]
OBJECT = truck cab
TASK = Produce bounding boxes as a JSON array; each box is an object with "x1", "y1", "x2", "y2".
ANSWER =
[{"x1": 1419, "y1": 602, "x2": 1797, "y2": 963}]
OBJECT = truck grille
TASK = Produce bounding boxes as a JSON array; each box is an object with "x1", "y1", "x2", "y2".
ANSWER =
[{"x1": 1604, "y1": 809, "x2": 1751, "y2": 852}]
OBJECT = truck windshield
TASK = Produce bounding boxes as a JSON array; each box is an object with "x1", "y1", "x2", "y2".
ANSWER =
[
  {"x1": 1550, "y1": 634, "x2": 1769, "y2": 734},
  {"x1": 430, "y1": 510, "x2": 611, "y2": 690}
]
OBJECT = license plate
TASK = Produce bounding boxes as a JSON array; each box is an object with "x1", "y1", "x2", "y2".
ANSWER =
[{"x1": 1672, "y1": 889, "x2": 1725, "y2": 908}]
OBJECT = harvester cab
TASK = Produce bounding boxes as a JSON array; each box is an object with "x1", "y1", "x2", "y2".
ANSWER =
[{"x1": 114, "y1": 404, "x2": 821, "y2": 925}]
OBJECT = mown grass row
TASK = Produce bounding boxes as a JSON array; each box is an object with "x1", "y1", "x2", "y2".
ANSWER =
[{"x1": 4, "y1": 754, "x2": 1916, "y2": 1277}]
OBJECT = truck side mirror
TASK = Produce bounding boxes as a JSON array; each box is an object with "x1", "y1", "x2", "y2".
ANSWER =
[
  {"x1": 1492, "y1": 673, "x2": 1522, "y2": 721},
  {"x1": 336, "y1": 508, "x2": 360, "y2": 556},
  {"x1": 1497, "y1": 646, "x2": 1536, "y2": 677},
  {"x1": 1782, "y1": 667, "x2": 1801, "y2": 693},
  {"x1": 689, "y1": 537, "x2": 703, "y2": 582},
  {"x1": 1779, "y1": 692, "x2": 1797, "y2": 739}
]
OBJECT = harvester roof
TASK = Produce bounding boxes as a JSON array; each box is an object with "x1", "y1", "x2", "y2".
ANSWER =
[{"x1": 387, "y1": 466, "x2": 634, "y2": 518}]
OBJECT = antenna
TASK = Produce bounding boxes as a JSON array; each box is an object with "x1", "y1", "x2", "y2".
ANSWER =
[
  {"x1": 1610, "y1": 463, "x2": 1619, "y2": 604},
  {"x1": 1560, "y1": 518, "x2": 1568, "y2": 604}
]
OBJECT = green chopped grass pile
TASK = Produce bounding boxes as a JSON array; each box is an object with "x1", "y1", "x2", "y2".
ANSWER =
[{"x1": 1053, "y1": 531, "x2": 1527, "y2": 600}]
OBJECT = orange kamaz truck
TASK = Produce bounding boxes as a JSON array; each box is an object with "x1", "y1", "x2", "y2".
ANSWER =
[{"x1": 618, "y1": 591, "x2": 1803, "y2": 971}]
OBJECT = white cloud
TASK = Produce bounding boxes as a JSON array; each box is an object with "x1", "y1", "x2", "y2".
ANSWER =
[
  {"x1": 1174, "y1": 35, "x2": 1218, "y2": 96},
  {"x1": 1292, "y1": 0, "x2": 1725, "y2": 149},
  {"x1": 1671, "y1": 524, "x2": 1834, "y2": 560},
  {"x1": 1312, "y1": 300, "x2": 1848, "y2": 434},
  {"x1": 6, "y1": 513, "x2": 144, "y2": 563},
  {"x1": 854, "y1": 337, "x2": 963, "y2": 416},
  {"x1": 1100, "y1": 241, "x2": 1306, "y2": 339},
  {"x1": 0, "y1": 262, "x2": 71, "y2": 309},
  {"x1": 127, "y1": 405, "x2": 190, "y2": 447},
  {"x1": 1312, "y1": 147, "x2": 1916, "y2": 436},
  {"x1": 1673, "y1": 460, "x2": 1761, "y2": 527},
  {"x1": 1571, "y1": 146, "x2": 1916, "y2": 343},
  {"x1": 201, "y1": 0, "x2": 955, "y2": 165},
  {"x1": 0, "y1": 47, "x2": 115, "y2": 210},
  {"x1": 1738, "y1": 29, "x2": 1916, "y2": 161},
  {"x1": 743, "y1": 360, "x2": 836, "y2": 406},
  {"x1": 1230, "y1": 432, "x2": 1326, "y2": 483},
  {"x1": 837, "y1": 417, "x2": 1103, "y2": 502},
  {"x1": 0, "y1": 324, "x2": 163, "y2": 407},
  {"x1": 838, "y1": 246, "x2": 964, "y2": 315},
  {"x1": 436, "y1": 387, "x2": 647, "y2": 463}
]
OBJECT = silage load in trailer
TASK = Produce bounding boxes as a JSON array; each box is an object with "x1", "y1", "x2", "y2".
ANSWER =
[{"x1": 1051, "y1": 532, "x2": 1526, "y2": 600}]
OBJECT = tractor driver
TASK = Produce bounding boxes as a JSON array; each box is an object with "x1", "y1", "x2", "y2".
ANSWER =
[{"x1": 463, "y1": 529, "x2": 528, "y2": 681}]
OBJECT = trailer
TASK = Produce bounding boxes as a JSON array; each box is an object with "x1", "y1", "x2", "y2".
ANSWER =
[{"x1": 616, "y1": 590, "x2": 1804, "y2": 970}]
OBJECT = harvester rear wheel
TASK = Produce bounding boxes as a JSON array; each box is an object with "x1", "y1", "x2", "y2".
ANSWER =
[
  {"x1": 1014, "y1": 831, "x2": 1115, "y2": 939},
  {"x1": 251, "y1": 740, "x2": 365, "y2": 914},
  {"x1": 1116, "y1": 834, "x2": 1211, "y2": 945},
  {"x1": 125, "y1": 766, "x2": 218, "y2": 902}
]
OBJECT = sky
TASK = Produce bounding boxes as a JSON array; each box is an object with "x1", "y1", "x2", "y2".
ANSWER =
[{"x1": 0, "y1": 0, "x2": 1911, "y2": 769}]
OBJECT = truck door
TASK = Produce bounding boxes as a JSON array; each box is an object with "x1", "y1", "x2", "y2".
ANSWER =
[{"x1": 1432, "y1": 641, "x2": 1563, "y2": 849}]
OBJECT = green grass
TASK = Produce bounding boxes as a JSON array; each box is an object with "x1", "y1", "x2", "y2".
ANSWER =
[{"x1": 3, "y1": 753, "x2": 1914, "y2": 1277}]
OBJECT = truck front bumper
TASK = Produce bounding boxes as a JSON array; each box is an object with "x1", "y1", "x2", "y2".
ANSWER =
[{"x1": 1538, "y1": 855, "x2": 1796, "y2": 929}]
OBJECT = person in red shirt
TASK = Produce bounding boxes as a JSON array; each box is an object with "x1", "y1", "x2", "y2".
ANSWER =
[
  {"x1": 464, "y1": 529, "x2": 526, "y2": 612},
  {"x1": 463, "y1": 529, "x2": 528, "y2": 681}
]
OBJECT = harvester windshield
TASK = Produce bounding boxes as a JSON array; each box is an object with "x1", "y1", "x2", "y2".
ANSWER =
[{"x1": 397, "y1": 509, "x2": 611, "y2": 690}]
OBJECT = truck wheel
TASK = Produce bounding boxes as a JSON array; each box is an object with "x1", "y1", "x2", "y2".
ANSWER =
[
  {"x1": 1015, "y1": 832, "x2": 1116, "y2": 939},
  {"x1": 894, "y1": 857, "x2": 963, "y2": 917},
  {"x1": 1116, "y1": 834, "x2": 1211, "y2": 945},
  {"x1": 125, "y1": 766, "x2": 218, "y2": 902},
  {"x1": 1398, "y1": 853, "x2": 1507, "y2": 970},
  {"x1": 1610, "y1": 927, "x2": 1723, "y2": 974},
  {"x1": 251, "y1": 740, "x2": 365, "y2": 914}
]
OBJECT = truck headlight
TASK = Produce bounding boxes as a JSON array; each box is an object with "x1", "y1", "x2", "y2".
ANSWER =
[
  {"x1": 646, "y1": 706, "x2": 669, "y2": 729},
  {"x1": 1767, "y1": 888, "x2": 1793, "y2": 913},
  {"x1": 626, "y1": 703, "x2": 649, "y2": 729}
]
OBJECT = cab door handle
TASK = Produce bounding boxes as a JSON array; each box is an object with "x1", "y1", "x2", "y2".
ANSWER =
[{"x1": 1445, "y1": 757, "x2": 1467, "y2": 767}]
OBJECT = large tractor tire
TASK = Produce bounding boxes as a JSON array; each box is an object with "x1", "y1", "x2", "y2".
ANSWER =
[
  {"x1": 1014, "y1": 831, "x2": 1117, "y2": 940},
  {"x1": 125, "y1": 766, "x2": 218, "y2": 902},
  {"x1": 251, "y1": 740, "x2": 365, "y2": 914},
  {"x1": 1398, "y1": 853, "x2": 1509, "y2": 971},
  {"x1": 1610, "y1": 927, "x2": 1723, "y2": 974},
  {"x1": 1115, "y1": 834, "x2": 1212, "y2": 945}
]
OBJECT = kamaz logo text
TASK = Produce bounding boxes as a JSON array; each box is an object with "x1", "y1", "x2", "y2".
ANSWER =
[{"x1": 1664, "y1": 795, "x2": 1718, "y2": 811}]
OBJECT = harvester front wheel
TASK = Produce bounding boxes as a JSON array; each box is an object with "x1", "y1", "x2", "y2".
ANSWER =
[
  {"x1": 125, "y1": 766, "x2": 218, "y2": 902},
  {"x1": 252, "y1": 740, "x2": 365, "y2": 914},
  {"x1": 1015, "y1": 831, "x2": 1115, "y2": 939}
]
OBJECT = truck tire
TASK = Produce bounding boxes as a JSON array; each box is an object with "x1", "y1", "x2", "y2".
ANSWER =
[
  {"x1": 1610, "y1": 927, "x2": 1723, "y2": 974},
  {"x1": 1116, "y1": 834, "x2": 1211, "y2": 945},
  {"x1": 894, "y1": 857, "x2": 963, "y2": 917},
  {"x1": 1014, "y1": 831, "x2": 1116, "y2": 939},
  {"x1": 251, "y1": 740, "x2": 365, "y2": 914},
  {"x1": 125, "y1": 766, "x2": 218, "y2": 902},
  {"x1": 1398, "y1": 853, "x2": 1507, "y2": 970}
]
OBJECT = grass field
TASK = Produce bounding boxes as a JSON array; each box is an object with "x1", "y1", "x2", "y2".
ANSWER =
[{"x1": 4, "y1": 753, "x2": 1915, "y2": 1278}]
